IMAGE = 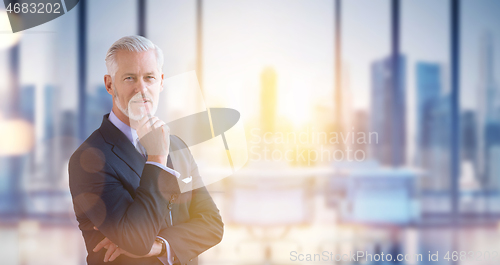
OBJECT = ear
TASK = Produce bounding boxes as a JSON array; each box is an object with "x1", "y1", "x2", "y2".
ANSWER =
[
  {"x1": 104, "y1": 75, "x2": 113, "y2": 96},
  {"x1": 160, "y1": 73, "x2": 164, "y2": 92}
]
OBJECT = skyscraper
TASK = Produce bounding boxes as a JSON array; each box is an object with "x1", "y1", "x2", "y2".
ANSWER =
[
  {"x1": 60, "y1": 110, "x2": 79, "y2": 160},
  {"x1": 20, "y1": 85, "x2": 35, "y2": 123},
  {"x1": 86, "y1": 85, "x2": 113, "y2": 136},
  {"x1": 44, "y1": 85, "x2": 57, "y2": 141},
  {"x1": 415, "y1": 62, "x2": 448, "y2": 189},
  {"x1": 18, "y1": 85, "x2": 37, "y2": 190},
  {"x1": 416, "y1": 62, "x2": 441, "y2": 151},
  {"x1": 6, "y1": 85, "x2": 37, "y2": 214},
  {"x1": 260, "y1": 67, "x2": 277, "y2": 133},
  {"x1": 430, "y1": 95, "x2": 452, "y2": 190},
  {"x1": 352, "y1": 110, "x2": 369, "y2": 154},
  {"x1": 485, "y1": 122, "x2": 500, "y2": 190},
  {"x1": 370, "y1": 55, "x2": 406, "y2": 166},
  {"x1": 461, "y1": 111, "x2": 477, "y2": 163},
  {"x1": 43, "y1": 85, "x2": 59, "y2": 186},
  {"x1": 476, "y1": 32, "x2": 500, "y2": 189}
]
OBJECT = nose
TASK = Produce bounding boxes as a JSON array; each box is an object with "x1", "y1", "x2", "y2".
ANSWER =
[{"x1": 134, "y1": 78, "x2": 148, "y2": 95}]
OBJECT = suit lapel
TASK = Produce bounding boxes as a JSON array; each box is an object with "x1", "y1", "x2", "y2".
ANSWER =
[{"x1": 99, "y1": 114, "x2": 146, "y2": 178}]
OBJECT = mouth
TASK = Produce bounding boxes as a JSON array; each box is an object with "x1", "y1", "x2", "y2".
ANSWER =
[{"x1": 131, "y1": 99, "x2": 151, "y2": 104}]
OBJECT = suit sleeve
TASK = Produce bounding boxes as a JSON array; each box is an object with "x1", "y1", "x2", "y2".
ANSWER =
[
  {"x1": 157, "y1": 143, "x2": 224, "y2": 264},
  {"x1": 69, "y1": 147, "x2": 181, "y2": 256}
]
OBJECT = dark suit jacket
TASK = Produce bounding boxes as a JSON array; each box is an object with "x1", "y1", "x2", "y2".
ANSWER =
[{"x1": 69, "y1": 114, "x2": 224, "y2": 265}]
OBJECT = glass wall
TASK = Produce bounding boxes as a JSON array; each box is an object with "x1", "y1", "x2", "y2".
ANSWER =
[{"x1": 0, "y1": 1, "x2": 500, "y2": 264}]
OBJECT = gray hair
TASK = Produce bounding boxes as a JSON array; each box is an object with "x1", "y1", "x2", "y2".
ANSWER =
[{"x1": 105, "y1": 35, "x2": 164, "y2": 78}]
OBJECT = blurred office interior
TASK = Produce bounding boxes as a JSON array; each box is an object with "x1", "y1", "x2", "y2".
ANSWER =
[{"x1": 1, "y1": 0, "x2": 500, "y2": 264}]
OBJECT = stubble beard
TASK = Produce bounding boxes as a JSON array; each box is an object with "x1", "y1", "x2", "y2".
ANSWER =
[{"x1": 113, "y1": 85, "x2": 158, "y2": 121}]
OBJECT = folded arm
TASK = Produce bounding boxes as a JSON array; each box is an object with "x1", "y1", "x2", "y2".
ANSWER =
[
  {"x1": 158, "y1": 146, "x2": 224, "y2": 264},
  {"x1": 69, "y1": 148, "x2": 180, "y2": 256}
]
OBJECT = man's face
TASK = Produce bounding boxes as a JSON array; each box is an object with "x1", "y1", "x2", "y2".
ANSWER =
[{"x1": 106, "y1": 49, "x2": 163, "y2": 122}]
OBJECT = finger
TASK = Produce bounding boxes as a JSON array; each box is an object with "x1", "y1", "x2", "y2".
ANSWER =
[
  {"x1": 144, "y1": 116, "x2": 159, "y2": 129},
  {"x1": 162, "y1": 125, "x2": 171, "y2": 139},
  {"x1": 93, "y1": 237, "x2": 110, "y2": 252},
  {"x1": 148, "y1": 117, "x2": 162, "y2": 130},
  {"x1": 138, "y1": 119, "x2": 161, "y2": 140},
  {"x1": 93, "y1": 237, "x2": 111, "y2": 252},
  {"x1": 97, "y1": 241, "x2": 113, "y2": 249},
  {"x1": 135, "y1": 115, "x2": 154, "y2": 132},
  {"x1": 139, "y1": 116, "x2": 159, "y2": 130},
  {"x1": 161, "y1": 124, "x2": 170, "y2": 139},
  {"x1": 159, "y1": 124, "x2": 170, "y2": 134},
  {"x1": 108, "y1": 248, "x2": 123, "y2": 262},
  {"x1": 151, "y1": 119, "x2": 166, "y2": 130},
  {"x1": 137, "y1": 113, "x2": 149, "y2": 127},
  {"x1": 138, "y1": 118, "x2": 160, "y2": 136},
  {"x1": 104, "y1": 244, "x2": 118, "y2": 262}
]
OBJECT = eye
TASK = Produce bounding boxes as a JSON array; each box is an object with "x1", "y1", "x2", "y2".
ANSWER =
[
  {"x1": 124, "y1": 76, "x2": 133, "y2": 81},
  {"x1": 147, "y1": 76, "x2": 155, "y2": 80}
]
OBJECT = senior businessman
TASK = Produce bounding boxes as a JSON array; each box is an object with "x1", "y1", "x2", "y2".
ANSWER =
[{"x1": 69, "y1": 36, "x2": 223, "y2": 265}]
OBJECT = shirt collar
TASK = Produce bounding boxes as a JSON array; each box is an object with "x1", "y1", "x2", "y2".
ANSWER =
[{"x1": 108, "y1": 110, "x2": 139, "y2": 147}]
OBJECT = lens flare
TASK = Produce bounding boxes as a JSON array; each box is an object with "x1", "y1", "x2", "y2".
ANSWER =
[{"x1": 0, "y1": 11, "x2": 22, "y2": 49}]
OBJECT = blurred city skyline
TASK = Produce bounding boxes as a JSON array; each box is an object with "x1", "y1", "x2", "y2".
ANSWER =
[
  {"x1": 1, "y1": 1, "x2": 500, "y2": 264},
  {"x1": 1, "y1": 0, "x2": 499, "y2": 111}
]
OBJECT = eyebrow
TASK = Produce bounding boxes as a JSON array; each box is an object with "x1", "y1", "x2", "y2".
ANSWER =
[
  {"x1": 121, "y1": 73, "x2": 137, "y2": 77},
  {"x1": 121, "y1": 72, "x2": 156, "y2": 77}
]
